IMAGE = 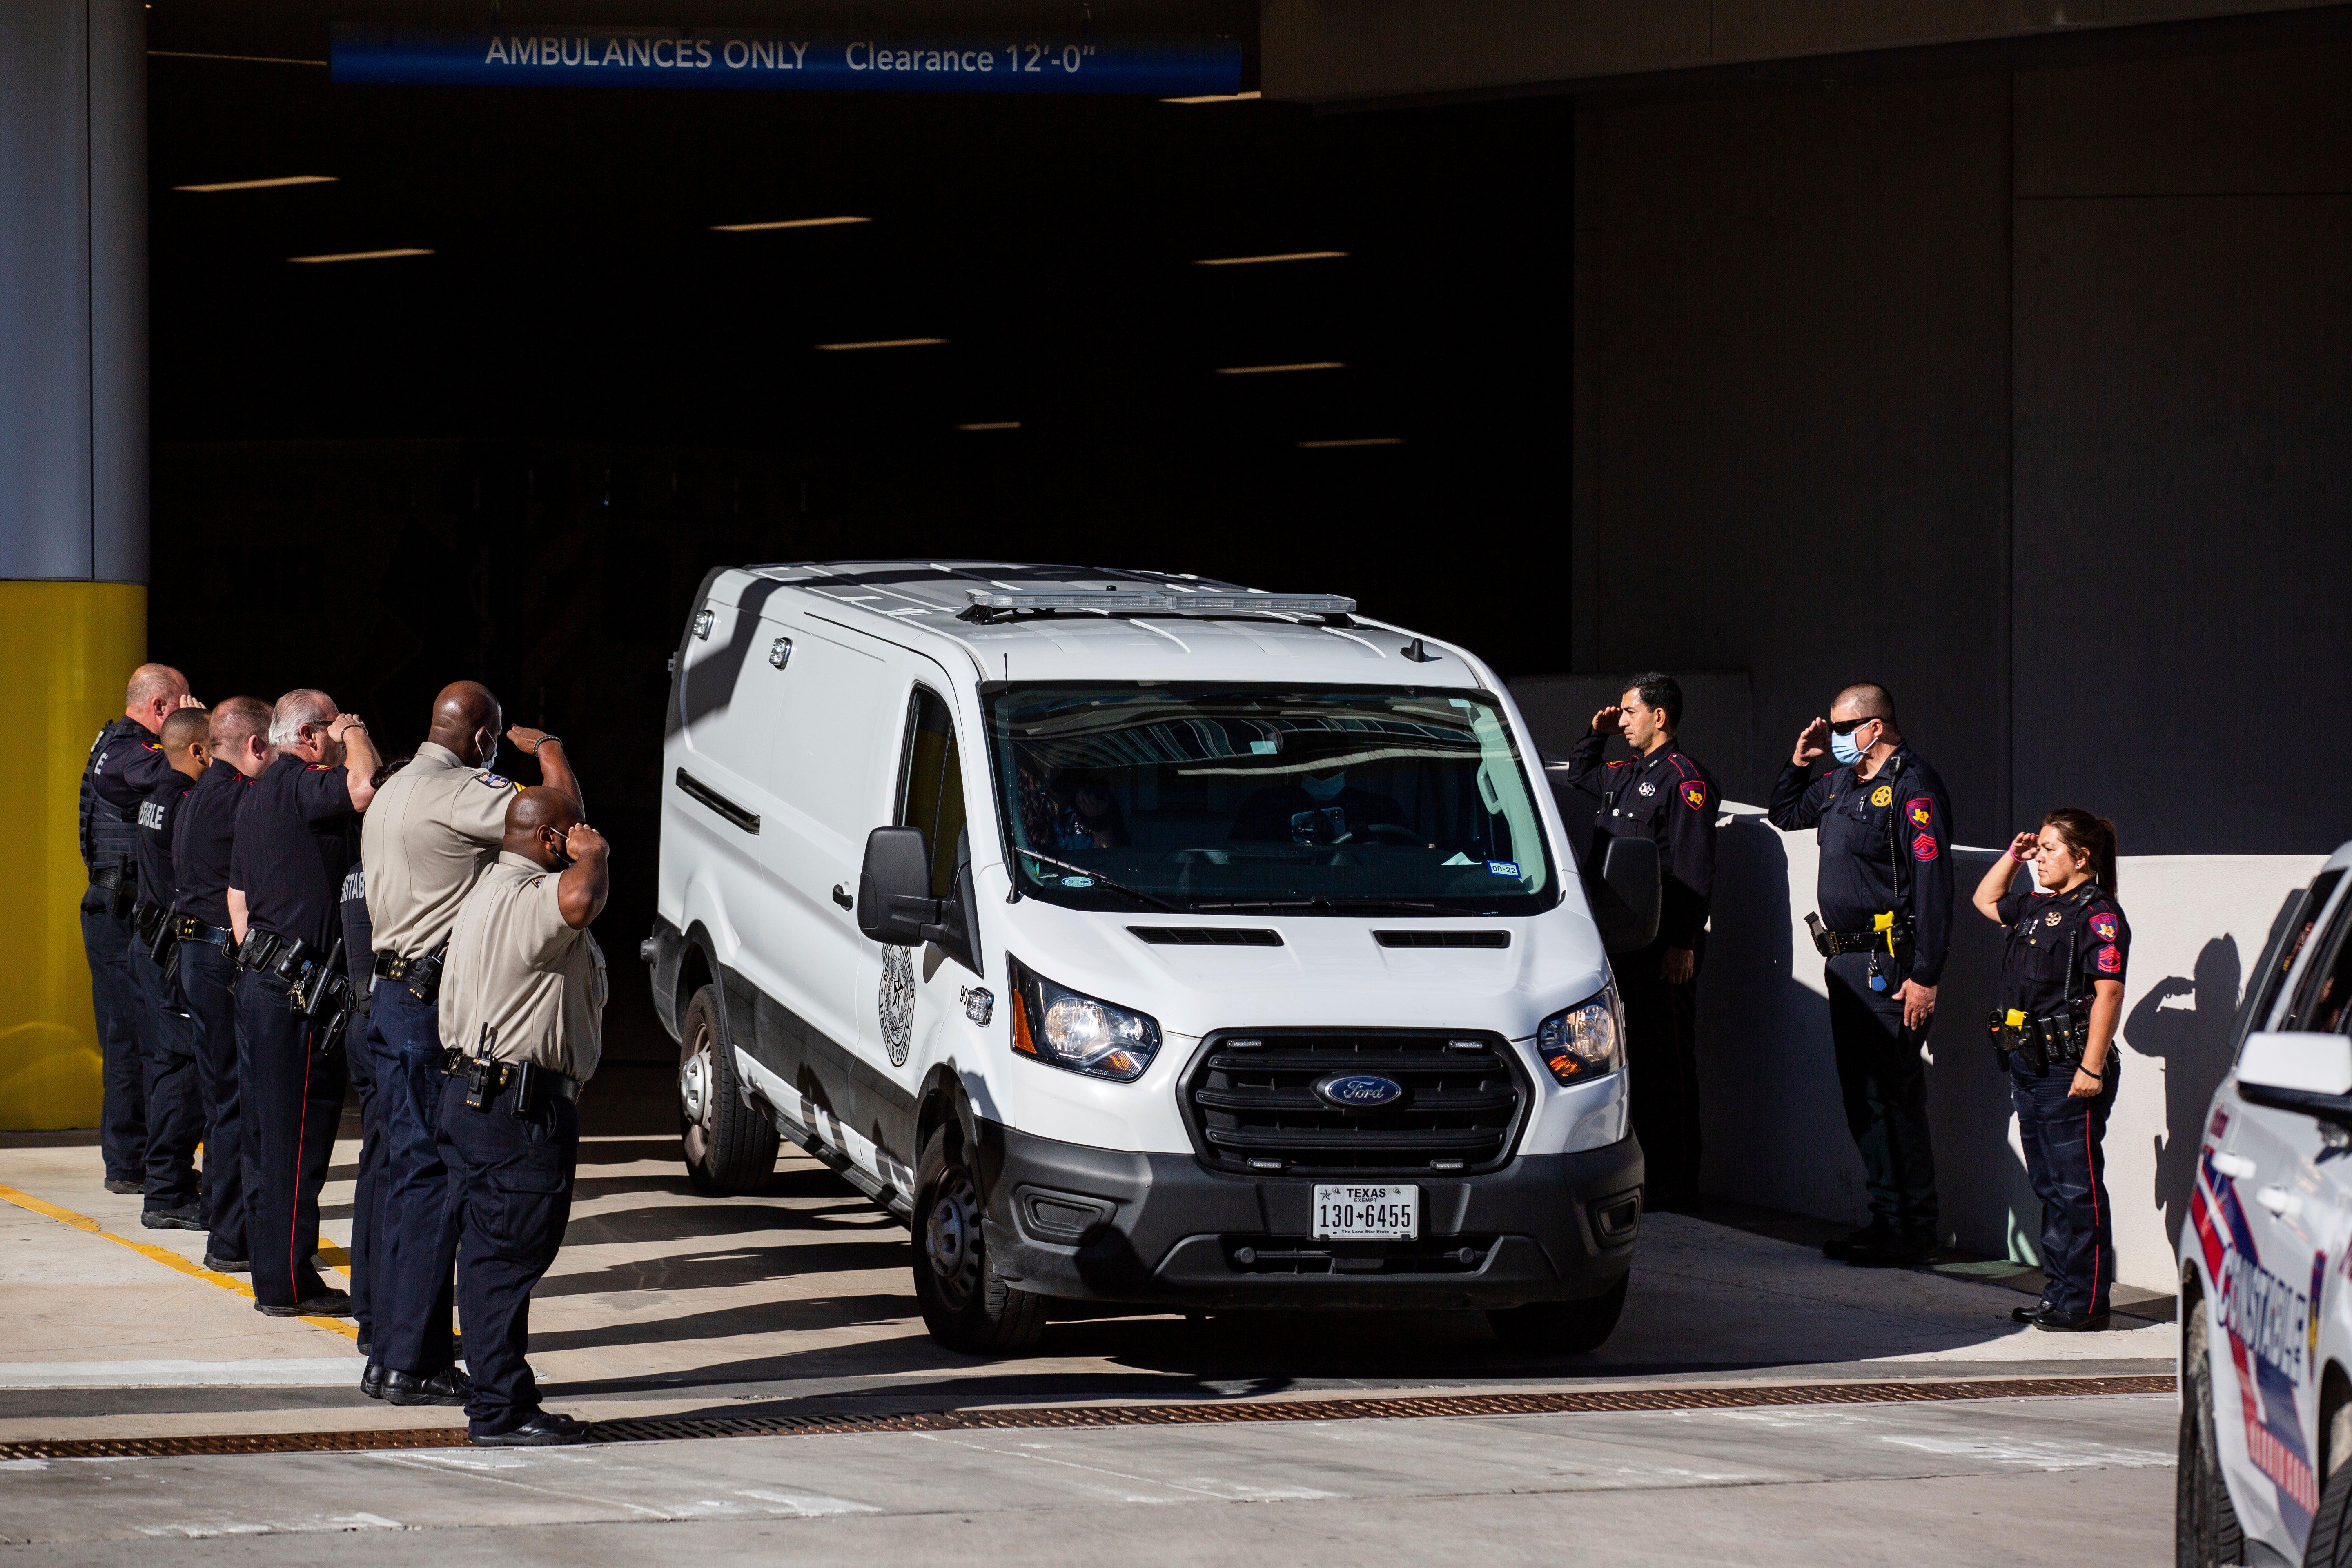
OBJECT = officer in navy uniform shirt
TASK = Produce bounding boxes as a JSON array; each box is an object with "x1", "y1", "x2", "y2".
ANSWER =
[
  {"x1": 1767, "y1": 682, "x2": 1954, "y2": 1267},
  {"x1": 1564, "y1": 673, "x2": 1719, "y2": 1212},
  {"x1": 127, "y1": 708, "x2": 210, "y2": 1229},
  {"x1": 227, "y1": 690, "x2": 379, "y2": 1316},
  {"x1": 78, "y1": 663, "x2": 197, "y2": 1192},
  {"x1": 1972, "y1": 809, "x2": 2130, "y2": 1332},
  {"x1": 171, "y1": 696, "x2": 274, "y2": 1272}
]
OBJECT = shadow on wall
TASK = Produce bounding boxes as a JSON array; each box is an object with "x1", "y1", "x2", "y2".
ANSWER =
[{"x1": 2123, "y1": 935, "x2": 2241, "y2": 1262}]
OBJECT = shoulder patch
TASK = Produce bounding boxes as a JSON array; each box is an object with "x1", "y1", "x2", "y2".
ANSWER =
[
  {"x1": 307, "y1": 762, "x2": 333, "y2": 771},
  {"x1": 1906, "y1": 797, "x2": 1933, "y2": 828},
  {"x1": 477, "y1": 773, "x2": 512, "y2": 789},
  {"x1": 1870, "y1": 784, "x2": 1893, "y2": 808},
  {"x1": 1681, "y1": 778, "x2": 1708, "y2": 811},
  {"x1": 1605, "y1": 759, "x2": 1627, "y2": 770},
  {"x1": 1911, "y1": 831, "x2": 1939, "y2": 862},
  {"x1": 144, "y1": 741, "x2": 163, "y2": 752},
  {"x1": 2096, "y1": 944, "x2": 2123, "y2": 974},
  {"x1": 2090, "y1": 912, "x2": 2120, "y2": 944}
]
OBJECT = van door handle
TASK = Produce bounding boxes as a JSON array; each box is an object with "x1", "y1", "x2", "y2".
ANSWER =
[
  {"x1": 2257, "y1": 1185, "x2": 2299, "y2": 1218},
  {"x1": 2211, "y1": 1152, "x2": 2257, "y2": 1180},
  {"x1": 831, "y1": 884, "x2": 854, "y2": 911}
]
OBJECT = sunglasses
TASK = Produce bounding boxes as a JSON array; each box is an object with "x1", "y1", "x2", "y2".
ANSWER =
[{"x1": 1828, "y1": 716, "x2": 1881, "y2": 735}]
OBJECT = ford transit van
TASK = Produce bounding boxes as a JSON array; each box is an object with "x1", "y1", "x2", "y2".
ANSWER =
[{"x1": 643, "y1": 561, "x2": 1656, "y2": 1355}]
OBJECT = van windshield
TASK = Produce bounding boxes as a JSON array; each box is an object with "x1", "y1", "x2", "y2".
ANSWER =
[{"x1": 982, "y1": 684, "x2": 1559, "y2": 915}]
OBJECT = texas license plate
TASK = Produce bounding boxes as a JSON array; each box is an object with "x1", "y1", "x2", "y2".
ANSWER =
[{"x1": 1313, "y1": 1184, "x2": 1419, "y2": 1240}]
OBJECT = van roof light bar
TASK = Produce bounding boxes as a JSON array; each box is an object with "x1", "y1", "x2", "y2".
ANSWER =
[{"x1": 958, "y1": 588, "x2": 1357, "y2": 623}]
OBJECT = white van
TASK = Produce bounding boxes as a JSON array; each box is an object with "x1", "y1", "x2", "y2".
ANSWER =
[
  {"x1": 643, "y1": 561, "x2": 1657, "y2": 1355},
  {"x1": 2178, "y1": 840, "x2": 2352, "y2": 1567}
]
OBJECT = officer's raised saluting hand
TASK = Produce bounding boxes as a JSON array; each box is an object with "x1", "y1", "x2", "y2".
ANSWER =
[
  {"x1": 1793, "y1": 717, "x2": 1830, "y2": 767},
  {"x1": 1588, "y1": 704, "x2": 1622, "y2": 737},
  {"x1": 505, "y1": 726, "x2": 559, "y2": 755},
  {"x1": 178, "y1": 692, "x2": 207, "y2": 711},
  {"x1": 2006, "y1": 831, "x2": 2039, "y2": 862}
]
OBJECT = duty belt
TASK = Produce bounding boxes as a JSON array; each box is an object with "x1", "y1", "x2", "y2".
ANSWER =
[
  {"x1": 376, "y1": 941, "x2": 449, "y2": 1003},
  {"x1": 88, "y1": 854, "x2": 137, "y2": 918},
  {"x1": 1806, "y1": 911, "x2": 1914, "y2": 962},
  {"x1": 130, "y1": 901, "x2": 173, "y2": 949},
  {"x1": 238, "y1": 929, "x2": 327, "y2": 982},
  {"x1": 443, "y1": 1049, "x2": 582, "y2": 1109},
  {"x1": 171, "y1": 915, "x2": 236, "y2": 949},
  {"x1": 1987, "y1": 1004, "x2": 2090, "y2": 1074}
]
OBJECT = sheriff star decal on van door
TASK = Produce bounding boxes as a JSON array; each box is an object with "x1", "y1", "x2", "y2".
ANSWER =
[{"x1": 879, "y1": 945, "x2": 916, "y2": 1068}]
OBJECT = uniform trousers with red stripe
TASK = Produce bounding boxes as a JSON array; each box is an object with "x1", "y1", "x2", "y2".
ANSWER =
[
  {"x1": 2009, "y1": 1055, "x2": 2116, "y2": 1315},
  {"x1": 233, "y1": 969, "x2": 347, "y2": 1309}
]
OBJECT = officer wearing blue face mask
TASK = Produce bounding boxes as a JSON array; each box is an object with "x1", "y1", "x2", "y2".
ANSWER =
[{"x1": 1768, "y1": 682, "x2": 1954, "y2": 1268}]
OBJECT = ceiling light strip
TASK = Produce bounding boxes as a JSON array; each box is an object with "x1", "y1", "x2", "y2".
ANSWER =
[
  {"x1": 1215, "y1": 361, "x2": 1344, "y2": 375},
  {"x1": 712, "y1": 216, "x2": 872, "y2": 232},
  {"x1": 286, "y1": 248, "x2": 433, "y2": 264},
  {"x1": 176, "y1": 176, "x2": 339, "y2": 193},
  {"x1": 815, "y1": 337, "x2": 948, "y2": 351},
  {"x1": 1194, "y1": 251, "x2": 1346, "y2": 266}
]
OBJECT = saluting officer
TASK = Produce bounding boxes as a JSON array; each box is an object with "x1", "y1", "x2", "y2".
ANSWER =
[
  {"x1": 126, "y1": 708, "x2": 212, "y2": 1229},
  {"x1": 171, "y1": 695, "x2": 274, "y2": 1273},
  {"x1": 79, "y1": 663, "x2": 199, "y2": 1193},
  {"x1": 1767, "y1": 682, "x2": 1954, "y2": 1267},
  {"x1": 438, "y1": 786, "x2": 609, "y2": 1447},
  {"x1": 228, "y1": 690, "x2": 378, "y2": 1316},
  {"x1": 360, "y1": 682, "x2": 578, "y2": 1407},
  {"x1": 1563, "y1": 673, "x2": 1718, "y2": 1211},
  {"x1": 342, "y1": 753, "x2": 410, "y2": 1385},
  {"x1": 1971, "y1": 809, "x2": 2128, "y2": 1331}
]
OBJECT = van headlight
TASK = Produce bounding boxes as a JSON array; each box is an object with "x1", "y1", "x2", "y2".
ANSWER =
[
  {"x1": 1007, "y1": 957, "x2": 1161, "y2": 1083},
  {"x1": 1535, "y1": 982, "x2": 1624, "y2": 1084}
]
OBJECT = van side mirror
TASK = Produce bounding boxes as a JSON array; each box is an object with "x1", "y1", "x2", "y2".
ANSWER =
[
  {"x1": 1589, "y1": 835, "x2": 1661, "y2": 954},
  {"x1": 857, "y1": 826, "x2": 978, "y2": 972},
  {"x1": 2237, "y1": 1032, "x2": 2352, "y2": 1127}
]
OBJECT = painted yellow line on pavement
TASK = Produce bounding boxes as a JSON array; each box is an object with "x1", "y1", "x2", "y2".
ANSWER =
[{"x1": 0, "y1": 1182, "x2": 358, "y2": 1342}]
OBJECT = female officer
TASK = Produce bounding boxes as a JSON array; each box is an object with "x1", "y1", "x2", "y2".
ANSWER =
[{"x1": 1970, "y1": 807, "x2": 2128, "y2": 1332}]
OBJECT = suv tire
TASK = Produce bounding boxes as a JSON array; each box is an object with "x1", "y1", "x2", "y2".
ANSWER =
[
  {"x1": 1485, "y1": 1274, "x2": 1628, "y2": 1355},
  {"x1": 678, "y1": 984, "x2": 777, "y2": 1195},
  {"x1": 912, "y1": 1123, "x2": 1045, "y2": 1356},
  {"x1": 2178, "y1": 1297, "x2": 2246, "y2": 1568}
]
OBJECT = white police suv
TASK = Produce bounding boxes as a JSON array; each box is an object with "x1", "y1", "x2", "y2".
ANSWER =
[
  {"x1": 642, "y1": 562, "x2": 1656, "y2": 1355},
  {"x1": 2180, "y1": 841, "x2": 2352, "y2": 1567}
]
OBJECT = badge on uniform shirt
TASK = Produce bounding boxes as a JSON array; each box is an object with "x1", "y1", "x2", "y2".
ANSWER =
[
  {"x1": 1870, "y1": 785, "x2": 1893, "y2": 808},
  {"x1": 1681, "y1": 779, "x2": 1708, "y2": 811},
  {"x1": 2096, "y1": 944, "x2": 2123, "y2": 973},
  {"x1": 2044, "y1": 910, "x2": 2062, "y2": 927},
  {"x1": 1638, "y1": 781, "x2": 1657, "y2": 797},
  {"x1": 1912, "y1": 831, "x2": 1938, "y2": 862},
  {"x1": 2091, "y1": 913, "x2": 2118, "y2": 942},
  {"x1": 478, "y1": 773, "x2": 512, "y2": 789},
  {"x1": 1907, "y1": 797, "x2": 1932, "y2": 827}
]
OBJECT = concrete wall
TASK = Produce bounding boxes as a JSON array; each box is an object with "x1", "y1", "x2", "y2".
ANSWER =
[{"x1": 1572, "y1": 19, "x2": 2352, "y2": 859}]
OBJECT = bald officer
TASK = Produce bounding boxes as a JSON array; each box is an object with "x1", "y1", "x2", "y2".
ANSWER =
[
  {"x1": 438, "y1": 787, "x2": 608, "y2": 1447},
  {"x1": 360, "y1": 682, "x2": 579, "y2": 1407}
]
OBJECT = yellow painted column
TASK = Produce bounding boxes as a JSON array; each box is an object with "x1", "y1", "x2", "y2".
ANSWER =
[{"x1": 0, "y1": 582, "x2": 147, "y2": 1129}]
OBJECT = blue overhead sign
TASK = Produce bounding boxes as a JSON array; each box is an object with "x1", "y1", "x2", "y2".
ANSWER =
[{"x1": 330, "y1": 27, "x2": 1243, "y2": 96}]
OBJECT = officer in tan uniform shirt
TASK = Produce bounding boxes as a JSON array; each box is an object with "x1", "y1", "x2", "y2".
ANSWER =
[
  {"x1": 356, "y1": 680, "x2": 581, "y2": 1408},
  {"x1": 436, "y1": 785, "x2": 608, "y2": 1447}
]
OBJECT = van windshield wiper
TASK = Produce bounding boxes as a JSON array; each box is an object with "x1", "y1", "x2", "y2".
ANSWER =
[
  {"x1": 1191, "y1": 897, "x2": 1459, "y2": 916},
  {"x1": 1013, "y1": 848, "x2": 1185, "y2": 914}
]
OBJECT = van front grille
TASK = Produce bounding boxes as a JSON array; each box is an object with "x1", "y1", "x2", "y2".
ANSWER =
[{"x1": 1181, "y1": 1029, "x2": 1531, "y2": 1176}]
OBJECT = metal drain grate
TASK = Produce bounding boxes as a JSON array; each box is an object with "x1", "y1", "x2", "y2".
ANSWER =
[{"x1": 0, "y1": 1374, "x2": 2173, "y2": 1462}]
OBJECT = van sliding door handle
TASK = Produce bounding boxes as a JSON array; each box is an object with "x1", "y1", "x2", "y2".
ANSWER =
[{"x1": 832, "y1": 884, "x2": 854, "y2": 911}]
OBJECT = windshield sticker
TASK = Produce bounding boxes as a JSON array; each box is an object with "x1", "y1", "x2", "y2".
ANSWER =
[
  {"x1": 1487, "y1": 860, "x2": 1520, "y2": 878},
  {"x1": 1441, "y1": 852, "x2": 1476, "y2": 866},
  {"x1": 1060, "y1": 875, "x2": 1095, "y2": 888}
]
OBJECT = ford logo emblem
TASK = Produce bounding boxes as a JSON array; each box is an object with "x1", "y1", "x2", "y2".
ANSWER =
[{"x1": 1315, "y1": 1073, "x2": 1405, "y2": 1109}]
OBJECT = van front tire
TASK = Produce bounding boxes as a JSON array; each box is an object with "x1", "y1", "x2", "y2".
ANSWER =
[
  {"x1": 2178, "y1": 1298, "x2": 2246, "y2": 1568},
  {"x1": 913, "y1": 1125, "x2": 1045, "y2": 1356},
  {"x1": 679, "y1": 984, "x2": 778, "y2": 1195},
  {"x1": 1485, "y1": 1274, "x2": 1628, "y2": 1355}
]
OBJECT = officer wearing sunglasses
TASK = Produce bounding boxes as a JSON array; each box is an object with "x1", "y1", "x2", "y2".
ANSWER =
[{"x1": 1767, "y1": 682, "x2": 1954, "y2": 1268}]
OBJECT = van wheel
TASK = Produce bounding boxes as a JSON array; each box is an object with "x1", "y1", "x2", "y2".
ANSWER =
[
  {"x1": 1485, "y1": 1274, "x2": 1628, "y2": 1355},
  {"x1": 678, "y1": 984, "x2": 777, "y2": 1195},
  {"x1": 912, "y1": 1125, "x2": 1045, "y2": 1356},
  {"x1": 2178, "y1": 1298, "x2": 2245, "y2": 1567}
]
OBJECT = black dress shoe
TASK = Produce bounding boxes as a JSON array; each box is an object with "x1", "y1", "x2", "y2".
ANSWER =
[
  {"x1": 2030, "y1": 1307, "x2": 2112, "y2": 1332},
  {"x1": 356, "y1": 1333, "x2": 373, "y2": 1357},
  {"x1": 1844, "y1": 1232, "x2": 1936, "y2": 1268},
  {"x1": 360, "y1": 1363, "x2": 386, "y2": 1400},
  {"x1": 385, "y1": 1367, "x2": 476, "y2": 1407},
  {"x1": 473, "y1": 1411, "x2": 589, "y2": 1448},
  {"x1": 1822, "y1": 1223, "x2": 1892, "y2": 1261},
  {"x1": 202, "y1": 1252, "x2": 250, "y2": 1274},
  {"x1": 140, "y1": 1205, "x2": 203, "y2": 1231},
  {"x1": 2011, "y1": 1299, "x2": 2053, "y2": 1324},
  {"x1": 258, "y1": 1289, "x2": 353, "y2": 1318},
  {"x1": 104, "y1": 1178, "x2": 142, "y2": 1195}
]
